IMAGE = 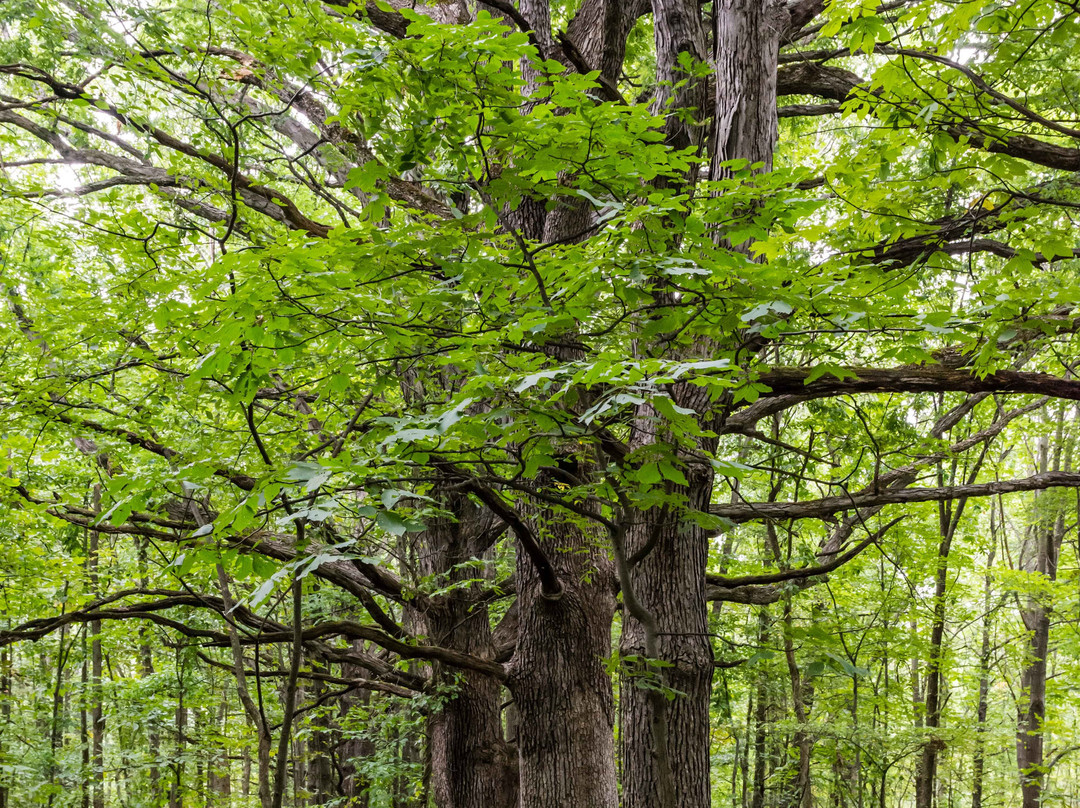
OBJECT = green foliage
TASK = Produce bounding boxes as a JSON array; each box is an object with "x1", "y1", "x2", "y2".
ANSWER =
[{"x1": 2, "y1": 0, "x2": 1080, "y2": 802}]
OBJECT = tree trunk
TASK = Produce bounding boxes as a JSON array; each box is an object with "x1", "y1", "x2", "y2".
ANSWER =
[
  {"x1": 170, "y1": 692, "x2": 185, "y2": 808},
  {"x1": 417, "y1": 492, "x2": 517, "y2": 808},
  {"x1": 711, "y1": 0, "x2": 782, "y2": 177},
  {"x1": 619, "y1": 435, "x2": 713, "y2": 808},
  {"x1": 918, "y1": 412, "x2": 987, "y2": 808},
  {"x1": 914, "y1": 510, "x2": 953, "y2": 808},
  {"x1": 1016, "y1": 425, "x2": 1069, "y2": 808},
  {"x1": 740, "y1": 689, "x2": 752, "y2": 808},
  {"x1": 137, "y1": 537, "x2": 162, "y2": 803},
  {"x1": 194, "y1": 708, "x2": 204, "y2": 808},
  {"x1": 618, "y1": 0, "x2": 785, "y2": 803},
  {"x1": 332, "y1": 645, "x2": 379, "y2": 807},
  {"x1": 47, "y1": 621, "x2": 69, "y2": 805},
  {"x1": 270, "y1": 577, "x2": 303, "y2": 808},
  {"x1": 427, "y1": 660, "x2": 516, "y2": 808},
  {"x1": 508, "y1": 500, "x2": 617, "y2": 808},
  {"x1": 0, "y1": 645, "x2": 9, "y2": 808},
  {"x1": 1017, "y1": 547, "x2": 1056, "y2": 808},
  {"x1": 243, "y1": 747, "x2": 251, "y2": 804},
  {"x1": 89, "y1": 486, "x2": 105, "y2": 808},
  {"x1": 306, "y1": 663, "x2": 335, "y2": 807},
  {"x1": 209, "y1": 697, "x2": 232, "y2": 800},
  {"x1": 782, "y1": 600, "x2": 813, "y2": 808},
  {"x1": 337, "y1": 671, "x2": 374, "y2": 808},
  {"x1": 971, "y1": 540, "x2": 997, "y2": 808},
  {"x1": 751, "y1": 608, "x2": 770, "y2": 808},
  {"x1": 81, "y1": 635, "x2": 90, "y2": 808},
  {"x1": 391, "y1": 725, "x2": 422, "y2": 808},
  {"x1": 214, "y1": 562, "x2": 273, "y2": 808},
  {"x1": 850, "y1": 678, "x2": 861, "y2": 808}
]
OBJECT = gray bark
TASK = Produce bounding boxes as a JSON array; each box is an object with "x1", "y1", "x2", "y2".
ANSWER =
[
  {"x1": 620, "y1": 399, "x2": 714, "y2": 808},
  {"x1": 508, "y1": 492, "x2": 618, "y2": 808},
  {"x1": 1016, "y1": 423, "x2": 1070, "y2": 808},
  {"x1": 89, "y1": 486, "x2": 105, "y2": 808},
  {"x1": 417, "y1": 492, "x2": 517, "y2": 808}
]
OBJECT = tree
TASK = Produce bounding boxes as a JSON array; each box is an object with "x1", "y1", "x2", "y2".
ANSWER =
[{"x1": 2, "y1": 0, "x2": 1080, "y2": 805}]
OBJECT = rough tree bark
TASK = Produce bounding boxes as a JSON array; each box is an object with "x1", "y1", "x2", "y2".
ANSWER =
[
  {"x1": 619, "y1": 400, "x2": 715, "y2": 808},
  {"x1": 482, "y1": 0, "x2": 636, "y2": 784},
  {"x1": 711, "y1": 0, "x2": 783, "y2": 181},
  {"x1": 416, "y1": 491, "x2": 517, "y2": 808},
  {"x1": 618, "y1": 0, "x2": 786, "y2": 805},
  {"x1": 397, "y1": 348, "x2": 517, "y2": 808},
  {"x1": 507, "y1": 489, "x2": 618, "y2": 808}
]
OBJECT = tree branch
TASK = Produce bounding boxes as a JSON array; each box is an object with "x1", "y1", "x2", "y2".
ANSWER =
[
  {"x1": 753, "y1": 365, "x2": 1080, "y2": 404},
  {"x1": 711, "y1": 472, "x2": 1080, "y2": 523}
]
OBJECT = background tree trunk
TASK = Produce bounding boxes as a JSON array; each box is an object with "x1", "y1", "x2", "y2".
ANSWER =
[
  {"x1": 338, "y1": 649, "x2": 375, "y2": 808},
  {"x1": 89, "y1": 486, "x2": 105, "y2": 808},
  {"x1": 0, "y1": 645, "x2": 9, "y2": 808},
  {"x1": 416, "y1": 492, "x2": 517, "y2": 808},
  {"x1": 971, "y1": 538, "x2": 997, "y2": 808},
  {"x1": 170, "y1": 687, "x2": 185, "y2": 808},
  {"x1": 914, "y1": 495, "x2": 957, "y2": 808},
  {"x1": 136, "y1": 537, "x2": 161, "y2": 803},
  {"x1": 751, "y1": 608, "x2": 771, "y2": 808},
  {"x1": 1017, "y1": 421, "x2": 1069, "y2": 808},
  {"x1": 81, "y1": 635, "x2": 90, "y2": 808},
  {"x1": 782, "y1": 599, "x2": 813, "y2": 808},
  {"x1": 47, "y1": 621, "x2": 69, "y2": 805},
  {"x1": 306, "y1": 662, "x2": 335, "y2": 807}
]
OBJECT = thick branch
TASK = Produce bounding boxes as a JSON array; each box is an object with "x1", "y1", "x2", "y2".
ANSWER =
[
  {"x1": 711, "y1": 472, "x2": 1080, "y2": 523},
  {"x1": 754, "y1": 365, "x2": 1080, "y2": 404}
]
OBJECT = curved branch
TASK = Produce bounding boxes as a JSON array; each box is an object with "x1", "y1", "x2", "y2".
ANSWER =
[
  {"x1": 463, "y1": 480, "x2": 564, "y2": 600},
  {"x1": 705, "y1": 517, "x2": 902, "y2": 601},
  {"x1": 708, "y1": 516, "x2": 902, "y2": 586}
]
